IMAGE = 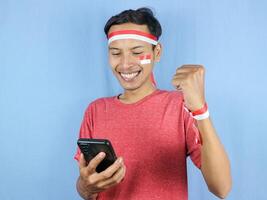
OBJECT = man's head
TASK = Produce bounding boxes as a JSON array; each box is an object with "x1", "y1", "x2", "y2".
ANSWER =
[
  {"x1": 104, "y1": 8, "x2": 162, "y2": 92},
  {"x1": 104, "y1": 8, "x2": 162, "y2": 48}
]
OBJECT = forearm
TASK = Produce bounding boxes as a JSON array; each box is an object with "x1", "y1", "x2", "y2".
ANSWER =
[
  {"x1": 76, "y1": 176, "x2": 98, "y2": 200},
  {"x1": 197, "y1": 117, "x2": 232, "y2": 199}
]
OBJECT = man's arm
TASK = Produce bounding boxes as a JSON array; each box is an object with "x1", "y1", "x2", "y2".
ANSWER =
[
  {"x1": 172, "y1": 65, "x2": 232, "y2": 198},
  {"x1": 197, "y1": 117, "x2": 232, "y2": 198}
]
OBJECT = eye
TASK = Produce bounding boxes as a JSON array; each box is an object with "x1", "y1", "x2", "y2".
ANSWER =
[
  {"x1": 111, "y1": 52, "x2": 121, "y2": 56},
  {"x1": 133, "y1": 52, "x2": 143, "y2": 55}
]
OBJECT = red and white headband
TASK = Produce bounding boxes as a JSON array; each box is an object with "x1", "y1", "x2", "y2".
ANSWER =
[{"x1": 108, "y1": 30, "x2": 158, "y2": 45}]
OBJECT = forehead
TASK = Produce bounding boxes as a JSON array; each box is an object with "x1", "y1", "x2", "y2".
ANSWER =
[{"x1": 108, "y1": 23, "x2": 150, "y2": 34}]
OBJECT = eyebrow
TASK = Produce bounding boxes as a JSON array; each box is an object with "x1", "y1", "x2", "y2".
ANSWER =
[
  {"x1": 109, "y1": 47, "x2": 120, "y2": 50},
  {"x1": 131, "y1": 45, "x2": 145, "y2": 50},
  {"x1": 108, "y1": 45, "x2": 145, "y2": 51}
]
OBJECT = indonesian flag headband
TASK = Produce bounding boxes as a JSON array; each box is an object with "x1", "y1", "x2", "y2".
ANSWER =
[
  {"x1": 108, "y1": 30, "x2": 159, "y2": 46},
  {"x1": 107, "y1": 30, "x2": 159, "y2": 85}
]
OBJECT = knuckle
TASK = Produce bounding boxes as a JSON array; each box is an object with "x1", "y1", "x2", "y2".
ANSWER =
[
  {"x1": 190, "y1": 72, "x2": 197, "y2": 78},
  {"x1": 114, "y1": 178, "x2": 120, "y2": 184},
  {"x1": 87, "y1": 176, "x2": 95, "y2": 185},
  {"x1": 80, "y1": 169, "x2": 88, "y2": 177},
  {"x1": 102, "y1": 184, "x2": 110, "y2": 190},
  {"x1": 198, "y1": 65, "x2": 205, "y2": 72},
  {"x1": 115, "y1": 162, "x2": 122, "y2": 170},
  {"x1": 96, "y1": 182, "x2": 103, "y2": 189},
  {"x1": 112, "y1": 175, "x2": 120, "y2": 184},
  {"x1": 184, "y1": 74, "x2": 190, "y2": 80},
  {"x1": 102, "y1": 172, "x2": 110, "y2": 179},
  {"x1": 87, "y1": 164, "x2": 95, "y2": 172}
]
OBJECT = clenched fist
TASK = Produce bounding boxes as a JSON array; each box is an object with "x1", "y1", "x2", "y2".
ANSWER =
[{"x1": 172, "y1": 65, "x2": 206, "y2": 112}]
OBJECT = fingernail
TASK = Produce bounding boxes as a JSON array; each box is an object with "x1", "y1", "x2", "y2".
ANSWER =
[
  {"x1": 99, "y1": 152, "x2": 105, "y2": 158},
  {"x1": 117, "y1": 158, "x2": 123, "y2": 163}
]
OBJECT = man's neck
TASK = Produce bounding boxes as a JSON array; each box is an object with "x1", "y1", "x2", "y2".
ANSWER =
[{"x1": 119, "y1": 84, "x2": 156, "y2": 104}]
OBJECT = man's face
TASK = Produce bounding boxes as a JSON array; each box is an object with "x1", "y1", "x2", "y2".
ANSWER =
[{"x1": 108, "y1": 23, "x2": 161, "y2": 92}]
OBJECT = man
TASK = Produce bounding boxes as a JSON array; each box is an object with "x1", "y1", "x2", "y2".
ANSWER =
[{"x1": 75, "y1": 8, "x2": 232, "y2": 200}]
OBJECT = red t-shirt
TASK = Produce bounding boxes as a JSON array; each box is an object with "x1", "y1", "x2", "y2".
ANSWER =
[{"x1": 75, "y1": 89, "x2": 202, "y2": 200}]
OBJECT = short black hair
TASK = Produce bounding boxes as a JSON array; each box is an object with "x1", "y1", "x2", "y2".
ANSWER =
[{"x1": 104, "y1": 7, "x2": 162, "y2": 40}]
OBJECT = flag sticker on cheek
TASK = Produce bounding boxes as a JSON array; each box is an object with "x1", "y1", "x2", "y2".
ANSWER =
[{"x1": 139, "y1": 54, "x2": 152, "y2": 65}]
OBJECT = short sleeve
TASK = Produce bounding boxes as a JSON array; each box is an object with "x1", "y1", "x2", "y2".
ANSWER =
[
  {"x1": 74, "y1": 104, "x2": 94, "y2": 161},
  {"x1": 183, "y1": 105, "x2": 202, "y2": 169}
]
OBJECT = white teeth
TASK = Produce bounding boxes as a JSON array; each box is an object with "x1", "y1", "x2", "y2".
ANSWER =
[{"x1": 120, "y1": 72, "x2": 139, "y2": 80}]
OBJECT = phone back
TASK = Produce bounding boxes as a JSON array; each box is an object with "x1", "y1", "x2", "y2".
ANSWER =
[{"x1": 77, "y1": 138, "x2": 117, "y2": 173}]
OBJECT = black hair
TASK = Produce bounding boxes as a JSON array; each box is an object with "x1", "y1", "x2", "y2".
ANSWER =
[{"x1": 104, "y1": 7, "x2": 162, "y2": 40}]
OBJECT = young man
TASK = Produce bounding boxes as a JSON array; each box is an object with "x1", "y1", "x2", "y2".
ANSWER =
[{"x1": 75, "y1": 8, "x2": 232, "y2": 200}]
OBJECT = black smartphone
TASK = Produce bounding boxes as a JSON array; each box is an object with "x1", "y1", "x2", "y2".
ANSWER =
[{"x1": 77, "y1": 138, "x2": 117, "y2": 173}]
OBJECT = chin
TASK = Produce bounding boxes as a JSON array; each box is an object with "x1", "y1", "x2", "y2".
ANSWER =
[{"x1": 120, "y1": 82, "x2": 141, "y2": 91}]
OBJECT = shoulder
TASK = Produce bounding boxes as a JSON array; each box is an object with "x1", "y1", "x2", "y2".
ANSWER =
[
  {"x1": 157, "y1": 89, "x2": 184, "y2": 103},
  {"x1": 84, "y1": 96, "x2": 115, "y2": 113},
  {"x1": 91, "y1": 96, "x2": 114, "y2": 106}
]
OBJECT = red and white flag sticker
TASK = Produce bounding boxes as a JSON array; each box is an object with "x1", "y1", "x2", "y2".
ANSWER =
[
  {"x1": 139, "y1": 54, "x2": 152, "y2": 65},
  {"x1": 138, "y1": 54, "x2": 156, "y2": 86}
]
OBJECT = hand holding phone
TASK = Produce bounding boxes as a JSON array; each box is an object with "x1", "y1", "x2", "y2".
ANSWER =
[
  {"x1": 77, "y1": 145, "x2": 125, "y2": 200},
  {"x1": 77, "y1": 138, "x2": 117, "y2": 173}
]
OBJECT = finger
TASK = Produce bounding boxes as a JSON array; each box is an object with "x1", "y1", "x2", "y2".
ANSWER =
[
  {"x1": 93, "y1": 157, "x2": 124, "y2": 182},
  {"x1": 79, "y1": 153, "x2": 87, "y2": 169},
  {"x1": 176, "y1": 66, "x2": 194, "y2": 73},
  {"x1": 176, "y1": 65, "x2": 200, "y2": 73},
  {"x1": 173, "y1": 73, "x2": 187, "y2": 80},
  {"x1": 98, "y1": 164, "x2": 126, "y2": 189},
  {"x1": 180, "y1": 64, "x2": 203, "y2": 69},
  {"x1": 172, "y1": 74, "x2": 187, "y2": 88},
  {"x1": 87, "y1": 152, "x2": 106, "y2": 173},
  {"x1": 104, "y1": 166, "x2": 126, "y2": 189}
]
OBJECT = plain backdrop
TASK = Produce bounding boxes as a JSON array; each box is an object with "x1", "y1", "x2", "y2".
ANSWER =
[{"x1": 1, "y1": 0, "x2": 267, "y2": 199}]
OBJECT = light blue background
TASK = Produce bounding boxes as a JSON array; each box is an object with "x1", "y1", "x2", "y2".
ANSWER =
[{"x1": 1, "y1": 0, "x2": 266, "y2": 199}]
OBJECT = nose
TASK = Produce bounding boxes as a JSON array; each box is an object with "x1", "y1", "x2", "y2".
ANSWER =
[{"x1": 120, "y1": 54, "x2": 135, "y2": 70}]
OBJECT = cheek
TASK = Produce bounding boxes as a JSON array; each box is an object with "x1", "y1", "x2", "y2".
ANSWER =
[{"x1": 109, "y1": 57, "x2": 118, "y2": 70}]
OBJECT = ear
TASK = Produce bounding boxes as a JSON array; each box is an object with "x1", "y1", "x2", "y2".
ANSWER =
[{"x1": 153, "y1": 43, "x2": 162, "y2": 62}]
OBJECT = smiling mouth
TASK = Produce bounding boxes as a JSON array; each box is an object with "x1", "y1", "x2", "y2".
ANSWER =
[{"x1": 119, "y1": 71, "x2": 141, "y2": 81}]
